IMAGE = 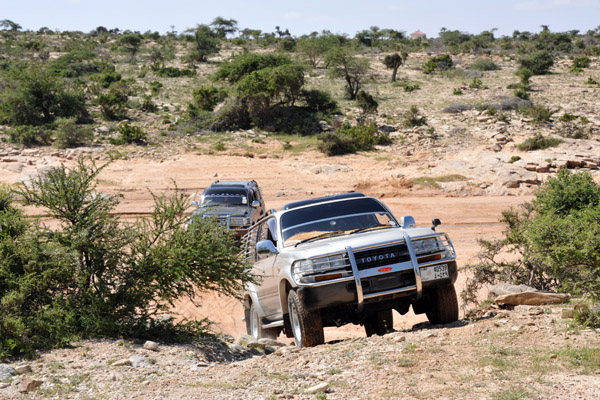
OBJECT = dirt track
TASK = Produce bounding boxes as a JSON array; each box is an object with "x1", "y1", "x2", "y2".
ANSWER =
[{"x1": 86, "y1": 152, "x2": 532, "y2": 341}]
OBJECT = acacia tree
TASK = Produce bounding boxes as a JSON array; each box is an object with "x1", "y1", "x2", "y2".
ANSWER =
[
  {"x1": 0, "y1": 160, "x2": 254, "y2": 358},
  {"x1": 382, "y1": 53, "x2": 405, "y2": 82},
  {"x1": 326, "y1": 47, "x2": 370, "y2": 99},
  {"x1": 118, "y1": 34, "x2": 142, "y2": 61},
  {"x1": 189, "y1": 24, "x2": 220, "y2": 62},
  {"x1": 211, "y1": 17, "x2": 238, "y2": 39}
]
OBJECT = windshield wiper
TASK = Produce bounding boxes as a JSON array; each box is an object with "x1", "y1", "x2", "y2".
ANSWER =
[
  {"x1": 294, "y1": 231, "x2": 344, "y2": 247},
  {"x1": 349, "y1": 225, "x2": 389, "y2": 235}
]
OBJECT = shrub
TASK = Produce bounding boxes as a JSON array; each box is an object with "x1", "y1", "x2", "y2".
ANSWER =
[
  {"x1": 153, "y1": 66, "x2": 195, "y2": 78},
  {"x1": 572, "y1": 56, "x2": 591, "y2": 70},
  {"x1": 213, "y1": 53, "x2": 292, "y2": 84},
  {"x1": 516, "y1": 67, "x2": 533, "y2": 87},
  {"x1": 519, "y1": 104, "x2": 553, "y2": 123},
  {"x1": 95, "y1": 86, "x2": 129, "y2": 121},
  {"x1": 461, "y1": 170, "x2": 600, "y2": 312},
  {"x1": 189, "y1": 85, "x2": 227, "y2": 113},
  {"x1": 0, "y1": 66, "x2": 88, "y2": 126},
  {"x1": 7, "y1": 125, "x2": 50, "y2": 146},
  {"x1": 453, "y1": 88, "x2": 463, "y2": 95},
  {"x1": 519, "y1": 50, "x2": 554, "y2": 75},
  {"x1": 402, "y1": 105, "x2": 427, "y2": 127},
  {"x1": 337, "y1": 122, "x2": 389, "y2": 151},
  {"x1": 423, "y1": 54, "x2": 453, "y2": 74},
  {"x1": 52, "y1": 117, "x2": 93, "y2": 148},
  {"x1": 469, "y1": 77, "x2": 484, "y2": 89},
  {"x1": 517, "y1": 134, "x2": 562, "y2": 151},
  {"x1": 94, "y1": 71, "x2": 122, "y2": 88},
  {"x1": 116, "y1": 122, "x2": 146, "y2": 144},
  {"x1": 469, "y1": 57, "x2": 499, "y2": 71},
  {"x1": 318, "y1": 132, "x2": 356, "y2": 156},
  {"x1": 514, "y1": 88, "x2": 530, "y2": 100},
  {"x1": 300, "y1": 89, "x2": 338, "y2": 114},
  {"x1": 356, "y1": 90, "x2": 378, "y2": 115},
  {"x1": 0, "y1": 161, "x2": 252, "y2": 358}
]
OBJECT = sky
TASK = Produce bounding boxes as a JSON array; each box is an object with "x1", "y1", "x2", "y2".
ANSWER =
[{"x1": 2, "y1": 0, "x2": 599, "y2": 38}]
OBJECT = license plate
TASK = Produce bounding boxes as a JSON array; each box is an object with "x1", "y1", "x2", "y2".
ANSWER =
[{"x1": 421, "y1": 264, "x2": 449, "y2": 281}]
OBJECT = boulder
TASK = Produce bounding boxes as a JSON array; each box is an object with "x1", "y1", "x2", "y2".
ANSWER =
[
  {"x1": 489, "y1": 283, "x2": 537, "y2": 297},
  {"x1": 494, "y1": 291, "x2": 569, "y2": 306},
  {"x1": 18, "y1": 379, "x2": 43, "y2": 393},
  {"x1": 143, "y1": 341, "x2": 159, "y2": 351},
  {"x1": 0, "y1": 364, "x2": 16, "y2": 381}
]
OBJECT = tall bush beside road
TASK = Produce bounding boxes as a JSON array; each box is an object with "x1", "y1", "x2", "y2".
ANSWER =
[{"x1": 0, "y1": 161, "x2": 253, "y2": 359}]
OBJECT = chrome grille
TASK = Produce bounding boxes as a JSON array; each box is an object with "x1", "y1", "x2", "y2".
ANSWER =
[{"x1": 353, "y1": 243, "x2": 411, "y2": 271}]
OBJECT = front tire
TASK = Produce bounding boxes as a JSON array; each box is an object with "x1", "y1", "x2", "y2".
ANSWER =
[
  {"x1": 246, "y1": 302, "x2": 279, "y2": 340},
  {"x1": 287, "y1": 290, "x2": 324, "y2": 347},
  {"x1": 425, "y1": 284, "x2": 459, "y2": 325},
  {"x1": 364, "y1": 309, "x2": 394, "y2": 337}
]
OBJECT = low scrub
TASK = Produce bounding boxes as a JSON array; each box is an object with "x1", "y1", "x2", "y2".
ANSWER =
[
  {"x1": 423, "y1": 54, "x2": 454, "y2": 74},
  {"x1": 461, "y1": 170, "x2": 600, "y2": 311},
  {"x1": 469, "y1": 57, "x2": 499, "y2": 71},
  {"x1": 517, "y1": 134, "x2": 562, "y2": 151},
  {"x1": 318, "y1": 123, "x2": 391, "y2": 156}
]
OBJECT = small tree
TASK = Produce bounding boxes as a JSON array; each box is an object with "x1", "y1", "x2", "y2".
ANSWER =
[
  {"x1": 326, "y1": 47, "x2": 370, "y2": 99},
  {"x1": 118, "y1": 34, "x2": 142, "y2": 62},
  {"x1": 383, "y1": 53, "x2": 403, "y2": 82},
  {"x1": 189, "y1": 25, "x2": 220, "y2": 62},
  {"x1": 211, "y1": 17, "x2": 238, "y2": 39},
  {"x1": 519, "y1": 50, "x2": 554, "y2": 75}
]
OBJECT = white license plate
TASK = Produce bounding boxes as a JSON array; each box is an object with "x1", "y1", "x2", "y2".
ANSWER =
[{"x1": 421, "y1": 264, "x2": 449, "y2": 281}]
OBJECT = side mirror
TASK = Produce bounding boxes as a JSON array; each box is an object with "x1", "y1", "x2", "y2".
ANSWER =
[
  {"x1": 251, "y1": 200, "x2": 261, "y2": 208},
  {"x1": 432, "y1": 218, "x2": 442, "y2": 231},
  {"x1": 401, "y1": 216, "x2": 416, "y2": 229},
  {"x1": 256, "y1": 240, "x2": 278, "y2": 255},
  {"x1": 191, "y1": 201, "x2": 199, "y2": 207}
]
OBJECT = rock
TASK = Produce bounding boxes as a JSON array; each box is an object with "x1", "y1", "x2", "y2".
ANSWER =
[
  {"x1": 143, "y1": 340, "x2": 159, "y2": 351},
  {"x1": 246, "y1": 341, "x2": 267, "y2": 350},
  {"x1": 1, "y1": 163, "x2": 23, "y2": 173},
  {"x1": 392, "y1": 335, "x2": 407, "y2": 343},
  {"x1": 489, "y1": 284, "x2": 537, "y2": 297},
  {"x1": 494, "y1": 291, "x2": 569, "y2": 306},
  {"x1": 15, "y1": 365, "x2": 32, "y2": 375},
  {"x1": 0, "y1": 364, "x2": 16, "y2": 381},
  {"x1": 306, "y1": 382, "x2": 329, "y2": 394},
  {"x1": 319, "y1": 121, "x2": 333, "y2": 131},
  {"x1": 379, "y1": 125, "x2": 397, "y2": 133},
  {"x1": 562, "y1": 308, "x2": 575, "y2": 319},
  {"x1": 257, "y1": 338, "x2": 287, "y2": 347},
  {"x1": 491, "y1": 143, "x2": 502, "y2": 152},
  {"x1": 112, "y1": 359, "x2": 133, "y2": 367},
  {"x1": 129, "y1": 356, "x2": 148, "y2": 367},
  {"x1": 235, "y1": 334, "x2": 256, "y2": 346},
  {"x1": 18, "y1": 378, "x2": 43, "y2": 393}
]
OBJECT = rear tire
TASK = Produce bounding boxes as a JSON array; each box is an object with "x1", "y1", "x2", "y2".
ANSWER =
[
  {"x1": 425, "y1": 284, "x2": 459, "y2": 325},
  {"x1": 246, "y1": 302, "x2": 279, "y2": 340},
  {"x1": 287, "y1": 290, "x2": 324, "y2": 347},
  {"x1": 364, "y1": 309, "x2": 394, "y2": 337}
]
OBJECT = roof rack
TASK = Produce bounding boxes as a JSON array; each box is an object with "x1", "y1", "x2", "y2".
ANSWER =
[{"x1": 281, "y1": 192, "x2": 366, "y2": 211}]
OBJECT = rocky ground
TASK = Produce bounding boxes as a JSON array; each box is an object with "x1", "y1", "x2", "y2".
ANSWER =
[
  {"x1": 1, "y1": 303, "x2": 599, "y2": 399},
  {"x1": 1, "y1": 52, "x2": 600, "y2": 399}
]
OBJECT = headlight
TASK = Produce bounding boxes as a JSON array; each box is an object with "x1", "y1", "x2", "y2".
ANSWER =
[
  {"x1": 292, "y1": 255, "x2": 347, "y2": 284},
  {"x1": 230, "y1": 217, "x2": 251, "y2": 227},
  {"x1": 412, "y1": 237, "x2": 450, "y2": 262}
]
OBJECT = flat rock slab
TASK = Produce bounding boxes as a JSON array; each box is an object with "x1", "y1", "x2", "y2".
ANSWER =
[{"x1": 494, "y1": 291, "x2": 569, "y2": 306}]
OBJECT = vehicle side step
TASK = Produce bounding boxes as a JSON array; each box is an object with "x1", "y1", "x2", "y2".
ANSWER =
[{"x1": 261, "y1": 320, "x2": 284, "y2": 329}]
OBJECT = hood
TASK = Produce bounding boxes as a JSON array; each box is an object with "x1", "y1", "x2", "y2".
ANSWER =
[
  {"x1": 282, "y1": 226, "x2": 436, "y2": 259},
  {"x1": 193, "y1": 205, "x2": 252, "y2": 218}
]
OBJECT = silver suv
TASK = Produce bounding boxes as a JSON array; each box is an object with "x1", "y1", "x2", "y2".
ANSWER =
[{"x1": 241, "y1": 193, "x2": 459, "y2": 347}]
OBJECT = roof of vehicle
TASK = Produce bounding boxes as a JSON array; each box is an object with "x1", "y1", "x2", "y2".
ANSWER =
[
  {"x1": 207, "y1": 180, "x2": 258, "y2": 189},
  {"x1": 281, "y1": 192, "x2": 366, "y2": 211}
]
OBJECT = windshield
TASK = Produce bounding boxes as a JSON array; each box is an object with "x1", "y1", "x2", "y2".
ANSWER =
[
  {"x1": 201, "y1": 191, "x2": 248, "y2": 207},
  {"x1": 280, "y1": 198, "x2": 397, "y2": 247}
]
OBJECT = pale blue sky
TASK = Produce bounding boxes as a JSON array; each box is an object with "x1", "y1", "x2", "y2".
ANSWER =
[{"x1": 2, "y1": 0, "x2": 599, "y2": 37}]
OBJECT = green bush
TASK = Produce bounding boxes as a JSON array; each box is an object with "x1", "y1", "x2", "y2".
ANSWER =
[
  {"x1": 301, "y1": 89, "x2": 338, "y2": 114},
  {"x1": 95, "y1": 83, "x2": 130, "y2": 121},
  {"x1": 461, "y1": 170, "x2": 600, "y2": 311},
  {"x1": 514, "y1": 88, "x2": 530, "y2": 100},
  {"x1": 0, "y1": 162, "x2": 252, "y2": 359},
  {"x1": 50, "y1": 49, "x2": 109, "y2": 77},
  {"x1": 318, "y1": 132, "x2": 356, "y2": 156},
  {"x1": 423, "y1": 54, "x2": 454, "y2": 74},
  {"x1": 6, "y1": 125, "x2": 50, "y2": 146},
  {"x1": 337, "y1": 122, "x2": 387, "y2": 151},
  {"x1": 213, "y1": 53, "x2": 292, "y2": 83},
  {"x1": 356, "y1": 90, "x2": 378, "y2": 115},
  {"x1": 189, "y1": 85, "x2": 227, "y2": 113},
  {"x1": 519, "y1": 104, "x2": 553, "y2": 123},
  {"x1": 51, "y1": 117, "x2": 93, "y2": 148},
  {"x1": 519, "y1": 50, "x2": 554, "y2": 75},
  {"x1": 0, "y1": 66, "x2": 88, "y2": 126},
  {"x1": 516, "y1": 134, "x2": 562, "y2": 151},
  {"x1": 94, "y1": 71, "x2": 122, "y2": 88},
  {"x1": 402, "y1": 105, "x2": 427, "y2": 127},
  {"x1": 153, "y1": 66, "x2": 195, "y2": 78},
  {"x1": 572, "y1": 56, "x2": 591, "y2": 70},
  {"x1": 469, "y1": 57, "x2": 499, "y2": 71},
  {"x1": 116, "y1": 122, "x2": 146, "y2": 144}
]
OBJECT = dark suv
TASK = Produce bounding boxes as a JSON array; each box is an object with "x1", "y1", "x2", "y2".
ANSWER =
[{"x1": 191, "y1": 180, "x2": 266, "y2": 238}]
